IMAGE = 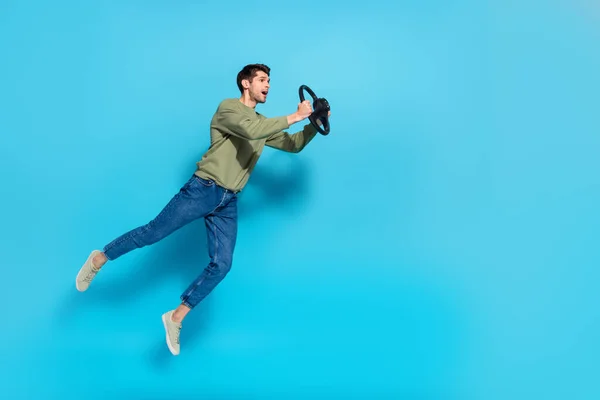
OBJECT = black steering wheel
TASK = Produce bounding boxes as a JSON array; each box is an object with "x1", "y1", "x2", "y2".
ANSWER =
[{"x1": 299, "y1": 85, "x2": 330, "y2": 135}]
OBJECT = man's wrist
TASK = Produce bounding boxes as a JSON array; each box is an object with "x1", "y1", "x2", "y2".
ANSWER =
[{"x1": 287, "y1": 112, "x2": 303, "y2": 126}]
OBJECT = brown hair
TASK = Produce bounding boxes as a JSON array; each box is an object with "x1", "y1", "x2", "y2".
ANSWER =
[{"x1": 236, "y1": 63, "x2": 270, "y2": 93}]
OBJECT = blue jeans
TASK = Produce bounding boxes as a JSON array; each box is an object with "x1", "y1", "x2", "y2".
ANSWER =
[{"x1": 102, "y1": 174, "x2": 238, "y2": 309}]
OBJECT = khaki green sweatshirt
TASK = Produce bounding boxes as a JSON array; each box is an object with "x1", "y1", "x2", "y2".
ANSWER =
[{"x1": 195, "y1": 98, "x2": 318, "y2": 192}]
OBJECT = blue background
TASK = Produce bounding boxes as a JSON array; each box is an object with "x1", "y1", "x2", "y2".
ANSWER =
[{"x1": 1, "y1": 0, "x2": 599, "y2": 398}]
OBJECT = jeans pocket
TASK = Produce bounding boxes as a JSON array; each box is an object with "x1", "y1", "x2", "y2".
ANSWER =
[{"x1": 195, "y1": 175, "x2": 215, "y2": 187}]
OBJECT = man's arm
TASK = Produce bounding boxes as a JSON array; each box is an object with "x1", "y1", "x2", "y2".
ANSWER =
[
  {"x1": 266, "y1": 111, "x2": 330, "y2": 153},
  {"x1": 265, "y1": 123, "x2": 318, "y2": 153},
  {"x1": 215, "y1": 101, "x2": 310, "y2": 141}
]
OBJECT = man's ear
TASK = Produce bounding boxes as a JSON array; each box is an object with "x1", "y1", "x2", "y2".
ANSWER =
[{"x1": 242, "y1": 79, "x2": 250, "y2": 90}]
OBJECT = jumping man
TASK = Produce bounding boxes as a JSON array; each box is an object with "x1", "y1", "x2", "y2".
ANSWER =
[{"x1": 75, "y1": 63, "x2": 329, "y2": 355}]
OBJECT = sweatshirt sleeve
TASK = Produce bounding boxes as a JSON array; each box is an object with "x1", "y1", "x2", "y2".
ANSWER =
[
  {"x1": 265, "y1": 123, "x2": 318, "y2": 153},
  {"x1": 215, "y1": 101, "x2": 290, "y2": 140}
]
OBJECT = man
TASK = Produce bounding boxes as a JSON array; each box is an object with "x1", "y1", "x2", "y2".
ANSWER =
[{"x1": 74, "y1": 64, "x2": 329, "y2": 355}]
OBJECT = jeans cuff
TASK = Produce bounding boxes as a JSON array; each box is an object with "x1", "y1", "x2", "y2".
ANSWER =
[
  {"x1": 102, "y1": 247, "x2": 114, "y2": 261},
  {"x1": 180, "y1": 297, "x2": 194, "y2": 309}
]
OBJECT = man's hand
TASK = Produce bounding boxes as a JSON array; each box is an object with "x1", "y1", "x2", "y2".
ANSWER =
[
  {"x1": 287, "y1": 100, "x2": 313, "y2": 125},
  {"x1": 297, "y1": 100, "x2": 312, "y2": 119}
]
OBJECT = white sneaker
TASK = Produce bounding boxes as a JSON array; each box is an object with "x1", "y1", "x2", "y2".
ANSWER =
[
  {"x1": 76, "y1": 250, "x2": 102, "y2": 292},
  {"x1": 162, "y1": 310, "x2": 182, "y2": 355}
]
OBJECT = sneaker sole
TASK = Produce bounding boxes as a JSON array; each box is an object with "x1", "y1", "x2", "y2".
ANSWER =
[
  {"x1": 162, "y1": 314, "x2": 180, "y2": 356},
  {"x1": 75, "y1": 250, "x2": 100, "y2": 292}
]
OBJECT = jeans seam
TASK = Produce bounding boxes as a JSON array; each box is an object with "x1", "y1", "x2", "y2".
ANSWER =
[
  {"x1": 209, "y1": 190, "x2": 228, "y2": 215},
  {"x1": 212, "y1": 217, "x2": 219, "y2": 266}
]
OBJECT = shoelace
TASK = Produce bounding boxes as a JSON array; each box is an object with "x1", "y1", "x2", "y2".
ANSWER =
[
  {"x1": 167, "y1": 323, "x2": 182, "y2": 344},
  {"x1": 83, "y1": 268, "x2": 98, "y2": 282}
]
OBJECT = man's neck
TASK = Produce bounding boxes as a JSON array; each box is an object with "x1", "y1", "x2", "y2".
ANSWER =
[{"x1": 239, "y1": 94, "x2": 256, "y2": 109}]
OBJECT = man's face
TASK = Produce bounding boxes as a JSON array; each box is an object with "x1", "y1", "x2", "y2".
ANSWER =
[{"x1": 245, "y1": 71, "x2": 270, "y2": 103}]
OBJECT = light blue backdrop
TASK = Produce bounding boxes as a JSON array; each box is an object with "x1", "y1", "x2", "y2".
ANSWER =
[{"x1": 1, "y1": 0, "x2": 599, "y2": 398}]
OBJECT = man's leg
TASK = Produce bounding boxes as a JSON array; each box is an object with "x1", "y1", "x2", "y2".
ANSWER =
[
  {"x1": 162, "y1": 190, "x2": 238, "y2": 355},
  {"x1": 76, "y1": 175, "x2": 222, "y2": 291}
]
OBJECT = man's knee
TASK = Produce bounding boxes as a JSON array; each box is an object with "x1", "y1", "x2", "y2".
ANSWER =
[
  {"x1": 217, "y1": 256, "x2": 233, "y2": 276},
  {"x1": 207, "y1": 254, "x2": 233, "y2": 278}
]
